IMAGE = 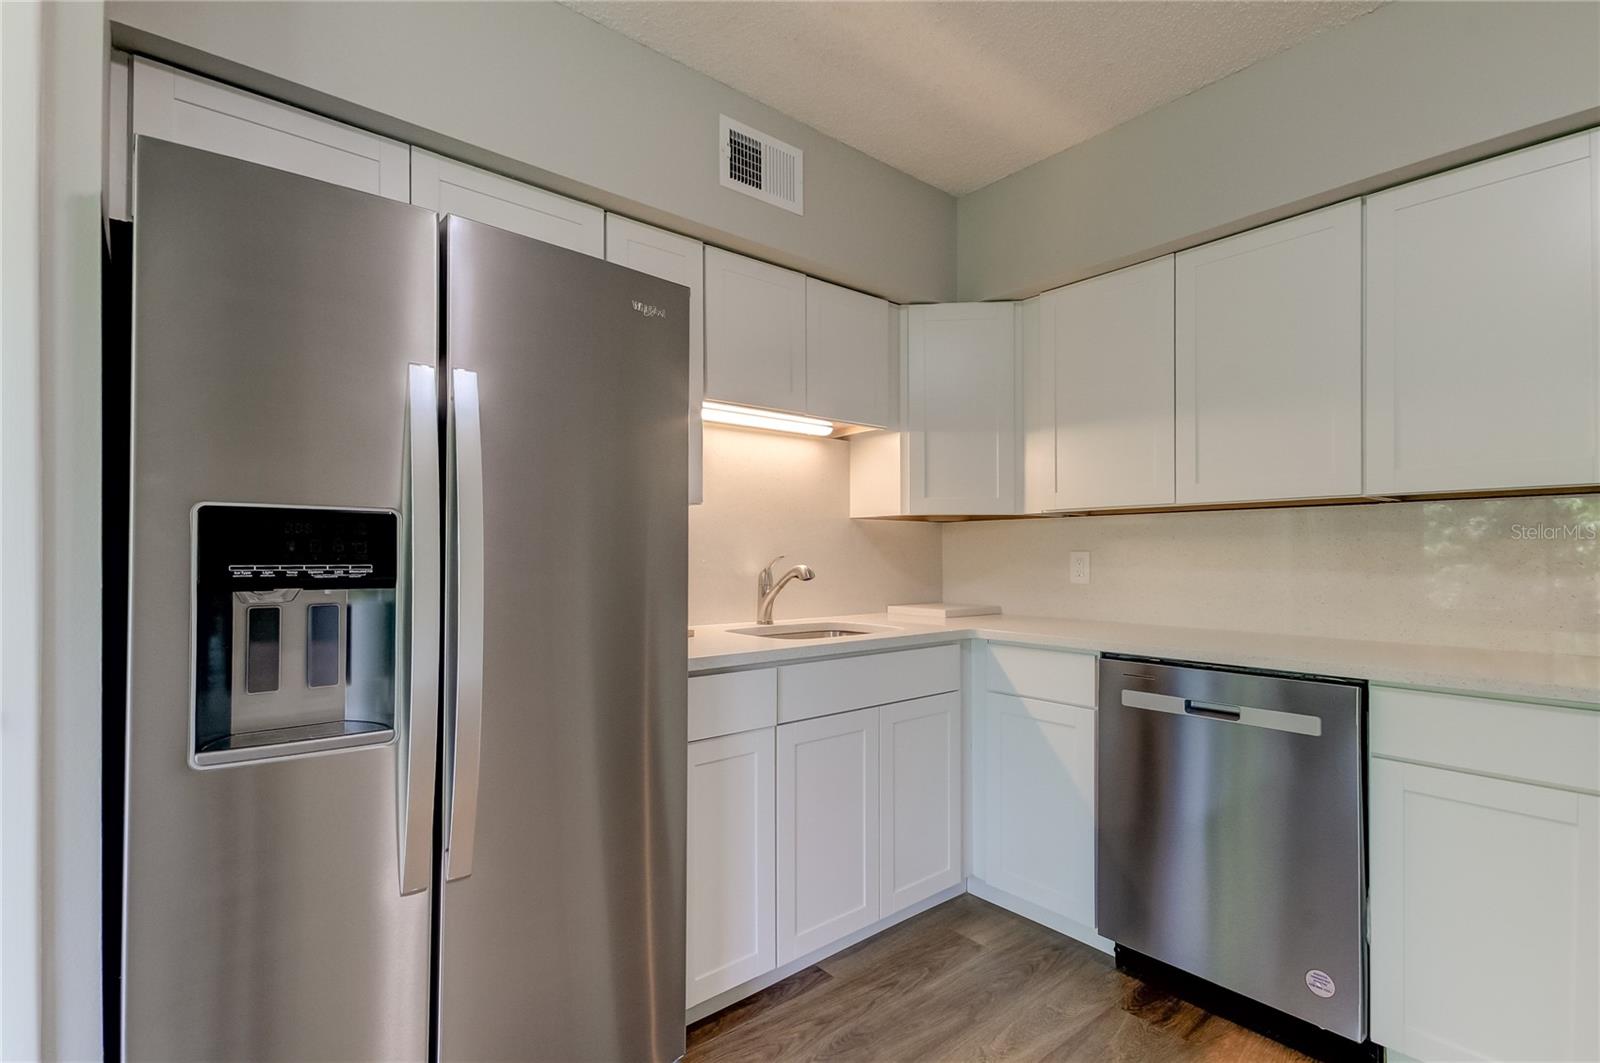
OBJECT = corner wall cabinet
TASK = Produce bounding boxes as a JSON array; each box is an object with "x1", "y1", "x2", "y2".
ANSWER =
[
  {"x1": 410, "y1": 149, "x2": 604, "y2": 257},
  {"x1": 1174, "y1": 201, "x2": 1363, "y2": 505},
  {"x1": 129, "y1": 57, "x2": 409, "y2": 202},
  {"x1": 852, "y1": 303, "x2": 1019, "y2": 517},
  {"x1": 1364, "y1": 130, "x2": 1600, "y2": 495},
  {"x1": 605, "y1": 215, "x2": 706, "y2": 504}
]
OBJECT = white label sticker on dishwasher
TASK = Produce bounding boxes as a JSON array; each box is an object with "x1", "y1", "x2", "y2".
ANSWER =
[{"x1": 1305, "y1": 970, "x2": 1336, "y2": 998}]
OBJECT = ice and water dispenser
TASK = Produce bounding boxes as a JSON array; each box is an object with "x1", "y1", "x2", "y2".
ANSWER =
[{"x1": 192, "y1": 504, "x2": 400, "y2": 766}]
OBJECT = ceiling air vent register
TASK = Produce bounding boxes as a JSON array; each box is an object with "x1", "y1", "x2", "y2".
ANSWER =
[{"x1": 719, "y1": 115, "x2": 803, "y2": 215}]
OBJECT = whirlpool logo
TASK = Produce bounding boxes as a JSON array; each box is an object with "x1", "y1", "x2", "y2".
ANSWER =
[{"x1": 631, "y1": 300, "x2": 667, "y2": 319}]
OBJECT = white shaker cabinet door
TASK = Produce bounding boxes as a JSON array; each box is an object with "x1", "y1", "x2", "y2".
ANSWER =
[
  {"x1": 879, "y1": 692, "x2": 962, "y2": 917},
  {"x1": 1370, "y1": 759, "x2": 1600, "y2": 1062},
  {"x1": 686, "y1": 729, "x2": 777, "y2": 1008},
  {"x1": 606, "y1": 215, "x2": 705, "y2": 504},
  {"x1": 410, "y1": 149, "x2": 603, "y2": 257},
  {"x1": 130, "y1": 58, "x2": 408, "y2": 202},
  {"x1": 1175, "y1": 201, "x2": 1362, "y2": 504},
  {"x1": 1043, "y1": 256, "x2": 1176, "y2": 511},
  {"x1": 905, "y1": 303, "x2": 1019, "y2": 515},
  {"x1": 1365, "y1": 131, "x2": 1600, "y2": 495},
  {"x1": 805, "y1": 278, "x2": 894, "y2": 428},
  {"x1": 704, "y1": 248, "x2": 808, "y2": 414},
  {"x1": 980, "y1": 693, "x2": 1096, "y2": 927},
  {"x1": 777, "y1": 707, "x2": 879, "y2": 964}
]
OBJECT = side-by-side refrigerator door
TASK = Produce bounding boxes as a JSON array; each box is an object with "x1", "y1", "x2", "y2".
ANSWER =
[
  {"x1": 436, "y1": 216, "x2": 689, "y2": 1062},
  {"x1": 124, "y1": 138, "x2": 439, "y2": 1062}
]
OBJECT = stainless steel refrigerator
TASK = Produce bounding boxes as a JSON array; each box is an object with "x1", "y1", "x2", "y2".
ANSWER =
[{"x1": 122, "y1": 138, "x2": 687, "y2": 1061}]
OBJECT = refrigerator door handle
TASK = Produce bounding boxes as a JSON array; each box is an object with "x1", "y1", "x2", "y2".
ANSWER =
[
  {"x1": 398, "y1": 363, "x2": 442, "y2": 896},
  {"x1": 444, "y1": 367, "x2": 485, "y2": 881}
]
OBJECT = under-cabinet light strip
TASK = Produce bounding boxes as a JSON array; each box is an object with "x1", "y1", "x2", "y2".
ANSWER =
[{"x1": 701, "y1": 400, "x2": 835, "y2": 437}]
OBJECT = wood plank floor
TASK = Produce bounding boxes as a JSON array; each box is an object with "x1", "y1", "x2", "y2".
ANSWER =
[{"x1": 687, "y1": 895, "x2": 1314, "y2": 1063}]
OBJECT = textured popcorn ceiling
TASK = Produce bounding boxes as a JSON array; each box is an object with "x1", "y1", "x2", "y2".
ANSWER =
[{"x1": 564, "y1": 1, "x2": 1382, "y2": 195}]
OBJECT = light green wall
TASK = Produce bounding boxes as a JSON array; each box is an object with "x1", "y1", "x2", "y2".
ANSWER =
[
  {"x1": 108, "y1": 0, "x2": 957, "y2": 303},
  {"x1": 957, "y1": 1, "x2": 1600, "y2": 301}
]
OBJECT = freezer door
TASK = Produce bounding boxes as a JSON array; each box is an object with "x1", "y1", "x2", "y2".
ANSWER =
[
  {"x1": 437, "y1": 217, "x2": 689, "y2": 1062},
  {"x1": 124, "y1": 139, "x2": 438, "y2": 1061}
]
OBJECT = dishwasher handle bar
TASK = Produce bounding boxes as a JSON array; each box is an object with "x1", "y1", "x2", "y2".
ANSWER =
[{"x1": 1120, "y1": 688, "x2": 1321, "y2": 736}]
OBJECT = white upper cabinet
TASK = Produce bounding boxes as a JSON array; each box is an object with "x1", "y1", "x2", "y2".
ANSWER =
[
  {"x1": 605, "y1": 215, "x2": 705, "y2": 505},
  {"x1": 1365, "y1": 131, "x2": 1600, "y2": 495},
  {"x1": 130, "y1": 58, "x2": 408, "y2": 202},
  {"x1": 1175, "y1": 201, "x2": 1363, "y2": 505},
  {"x1": 411, "y1": 149, "x2": 603, "y2": 257},
  {"x1": 905, "y1": 303, "x2": 1019, "y2": 515},
  {"x1": 805, "y1": 278, "x2": 895, "y2": 428},
  {"x1": 704, "y1": 248, "x2": 808, "y2": 413},
  {"x1": 1041, "y1": 257, "x2": 1176, "y2": 511}
]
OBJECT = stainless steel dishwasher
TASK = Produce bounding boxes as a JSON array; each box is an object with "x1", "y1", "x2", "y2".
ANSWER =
[{"x1": 1097, "y1": 655, "x2": 1367, "y2": 1043}]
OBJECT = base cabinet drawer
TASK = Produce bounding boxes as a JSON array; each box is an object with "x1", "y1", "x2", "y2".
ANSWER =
[
  {"x1": 985, "y1": 643, "x2": 1096, "y2": 707},
  {"x1": 777, "y1": 707, "x2": 880, "y2": 964},
  {"x1": 1370, "y1": 758, "x2": 1600, "y2": 1061},
  {"x1": 686, "y1": 730, "x2": 776, "y2": 1007},
  {"x1": 979, "y1": 693, "x2": 1096, "y2": 927}
]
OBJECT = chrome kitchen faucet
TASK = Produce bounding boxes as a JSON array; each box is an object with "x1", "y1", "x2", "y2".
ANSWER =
[{"x1": 755, "y1": 556, "x2": 815, "y2": 624}]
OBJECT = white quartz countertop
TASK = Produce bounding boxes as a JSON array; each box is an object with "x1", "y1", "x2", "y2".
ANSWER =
[{"x1": 688, "y1": 612, "x2": 1600, "y2": 707}]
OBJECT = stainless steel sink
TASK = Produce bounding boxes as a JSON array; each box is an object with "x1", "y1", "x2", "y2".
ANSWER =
[
  {"x1": 727, "y1": 622, "x2": 894, "y2": 640},
  {"x1": 758, "y1": 627, "x2": 873, "y2": 640}
]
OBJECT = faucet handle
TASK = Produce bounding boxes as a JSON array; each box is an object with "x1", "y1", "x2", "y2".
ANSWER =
[{"x1": 762, "y1": 555, "x2": 785, "y2": 576}]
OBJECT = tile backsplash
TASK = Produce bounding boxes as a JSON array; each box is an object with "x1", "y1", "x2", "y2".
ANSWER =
[
  {"x1": 942, "y1": 495, "x2": 1600, "y2": 655},
  {"x1": 689, "y1": 425, "x2": 942, "y2": 626}
]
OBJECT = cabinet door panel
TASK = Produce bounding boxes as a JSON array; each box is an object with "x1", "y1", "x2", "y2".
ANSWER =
[
  {"x1": 1370, "y1": 759, "x2": 1600, "y2": 1062},
  {"x1": 777, "y1": 707, "x2": 879, "y2": 963},
  {"x1": 806, "y1": 278, "x2": 893, "y2": 428},
  {"x1": 704, "y1": 248, "x2": 807, "y2": 413},
  {"x1": 1045, "y1": 257, "x2": 1175, "y2": 510},
  {"x1": 606, "y1": 215, "x2": 705, "y2": 504},
  {"x1": 412, "y1": 149, "x2": 603, "y2": 257},
  {"x1": 131, "y1": 58, "x2": 408, "y2": 202},
  {"x1": 1175, "y1": 202, "x2": 1362, "y2": 504},
  {"x1": 879, "y1": 693, "x2": 962, "y2": 916},
  {"x1": 981, "y1": 693, "x2": 1095, "y2": 926},
  {"x1": 686, "y1": 729, "x2": 776, "y2": 1008},
  {"x1": 906, "y1": 303, "x2": 1018, "y2": 515},
  {"x1": 1365, "y1": 131, "x2": 1600, "y2": 494},
  {"x1": 1019, "y1": 297, "x2": 1054, "y2": 514}
]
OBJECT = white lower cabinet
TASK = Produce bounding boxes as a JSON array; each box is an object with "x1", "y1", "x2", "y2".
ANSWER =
[
  {"x1": 686, "y1": 728, "x2": 776, "y2": 1008},
  {"x1": 777, "y1": 707, "x2": 880, "y2": 964},
  {"x1": 980, "y1": 692, "x2": 1096, "y2": 928},
  {"x1": 879, "y1": 692, "x2": 963, "y2": 917},
  {"x1": 1370, "y1": 759, "x2": 1600, "y2": 1062}
]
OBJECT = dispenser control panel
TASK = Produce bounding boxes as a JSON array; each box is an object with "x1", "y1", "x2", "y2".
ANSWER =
[{"x1": 192, "y1": 504, "x2": 400, "y2": 767}]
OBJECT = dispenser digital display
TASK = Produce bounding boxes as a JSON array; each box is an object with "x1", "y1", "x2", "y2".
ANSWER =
[{"x1": 192, "y1": 504, "x2": 400, "y2": 767}]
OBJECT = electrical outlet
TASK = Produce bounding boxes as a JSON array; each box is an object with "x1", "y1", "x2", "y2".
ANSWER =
[{"x1": 1070, "y1": 551, "x2": 1091, "y2": 585}]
